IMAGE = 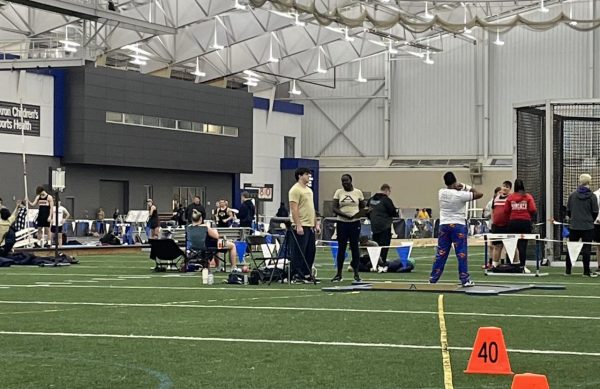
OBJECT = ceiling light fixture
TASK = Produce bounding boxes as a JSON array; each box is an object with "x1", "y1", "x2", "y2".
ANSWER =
[
  {"x1": 539, "y1": 0, "x2": 549, "y2": 13},
  {"x1": 493, "y1": 28, "x2": 504, "y2": 46},
  {"x1": 234, "y1": 0, "x2": 246, "y2": 10},
  {"x1": 344, "y1": 27, "x2": 355, "y2": 42},
  {"x1": 243, "y1": 77, "x2": 258, "y2": 87},
  {"x1": 569, "y1": 3, "x2": 577, "y2": 26},
  {"x1": 268, "y1": 34, "x2": 279, "y2": 63},
  {"x1": 289, "y1": 79, "x2": 301, "y2": 95},
  {"x1": 315, "y1": 46, "x2": 327, "y2": 74},
  {"x1": 192, "y1": 57, "x2": 206, "y2": 77},
  {"x1": 423, "y1": 50, "x2": 434, "y2": 65},
  {"x1": 293, "y1": 12, "x2": 306, "y2": 27},
  {"x1": 59, "y1": 25, "x2": 80, "y2": 53},
  {"x1": 210, "y1": 18, "x2": 225, "y2": 50},
  {"x1": 462, "y1": 3, "x2": 472, "y2": 34},
  {"x1": 355, "y1": 60, "x2": 367, "y2": 83},
  {"x1": 423, "y1": 1, "x2": 434, "y2": 21}
]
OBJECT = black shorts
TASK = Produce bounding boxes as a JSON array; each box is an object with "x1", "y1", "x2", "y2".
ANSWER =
[
  {"x1": 51, "y1": 225, "x2": 63, "y2": 233},
  {"x1": 37, "y1": 219, "x2": 50, "y2": 228},
  {"x1": 594, "y1": 225, "x2": 600, "y2": 243},
  {"x1": 490, "y1": 224, "x2": 508, "y2": 246}
]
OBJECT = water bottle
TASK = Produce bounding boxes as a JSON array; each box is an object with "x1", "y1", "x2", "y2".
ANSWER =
[
  {"x1": 202, "y1": 268, "x2": 209, "y2": 284},
  {"x1": 208, "y1": 272, "x2": 214, "y2": 285},
  {"x1": 243, "y1": 274, "x2": 248, "y2": 285}
]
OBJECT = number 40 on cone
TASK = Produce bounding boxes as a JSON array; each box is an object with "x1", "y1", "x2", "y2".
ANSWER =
[{"x1": 464, "y1": 327, "x2": 514, "y2": 375}]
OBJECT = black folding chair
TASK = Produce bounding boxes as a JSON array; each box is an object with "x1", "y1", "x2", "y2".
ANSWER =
[
  {"x1": 148, "y1": 239, "x2": 185, "y2": 272},
  {"x1": 187, "y1": 236, "x2": 229, "y2": 272},
  {"x1": 246, "y1": 235, "x2": 289, "y2": 284}
]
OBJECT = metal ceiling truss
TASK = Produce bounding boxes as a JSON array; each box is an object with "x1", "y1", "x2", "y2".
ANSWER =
[{"x1": 0, "y1": 0, "x2": 587, "y2": 88}]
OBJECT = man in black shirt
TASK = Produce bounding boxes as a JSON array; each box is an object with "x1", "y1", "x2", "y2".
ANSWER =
[
  {"x1": 367, "y1": 184, "x2": 398, "y2": 265},
  {"x1": 238, "y1": 192, "x2": 255, "y2": 228},
  {"x1": 185, "y1": 196, "x2": 206, "y2": 224}
]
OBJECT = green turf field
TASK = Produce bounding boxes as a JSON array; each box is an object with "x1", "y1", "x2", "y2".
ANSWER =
[{"x1": 0, "y1": 246, "x2": 598, "y2": 388}]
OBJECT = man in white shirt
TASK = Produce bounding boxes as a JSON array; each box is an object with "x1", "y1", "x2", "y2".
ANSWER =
[
  {"x1": 429, "y1": 171, "x2": 483, "y2": 287},
  {"x1": 50, "y1": 202, "x2": 70, "y2": 247}
]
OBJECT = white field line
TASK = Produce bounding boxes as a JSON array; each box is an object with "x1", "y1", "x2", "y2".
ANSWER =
[
  {"x1": 0, "y1": 300, "x2": 598, "y2": 321},
  {"x1": 1, "y1": 272, "x2": 597, "y2": 286},
  {"x1": 0, "y1": 282, "x2": 599, "y2": 299},
  {"x1": 0, "y1": 330, "x2": 598, "y2": 358},
  {"x1": 0, "y1": 284, "x2": 316, "y2": 292}
]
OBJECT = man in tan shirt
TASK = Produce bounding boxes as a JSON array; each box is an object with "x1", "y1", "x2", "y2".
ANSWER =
[{"x1": 288, "y1": 167, "x2": 320, "y2": 283}]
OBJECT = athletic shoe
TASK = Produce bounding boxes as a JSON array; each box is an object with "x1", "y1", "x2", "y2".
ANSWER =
[
  {"x1": 377, "y1": 266, "x2": 388, "y2": 273},
  {"x1": 303, "y1": 275, "x2": 320, "y2": 284},
  {"x1": 564, "y1": 272, "x2": 571, "y2": 276},
  {"x1": 231, "y1": 267, "x2": 241, "y2": 273},
  {"x1": 462, "y1": 280, "x2": 475, "y2": 287},
  {"x1": 583, "y1": 272, "x2": 598, "y2": 278},
  {"x1": 291, "y1": 276, "x2": 309, "y2": 284},
  {"x1": 353, "y1": 273, "x2": 362, "y2": 283},
  {"x1": 523, "y1": 267, "x2": 532, "y2": 274},
  {"x1": 331, "y1": 274, "x2": 343, "y2": 283}
]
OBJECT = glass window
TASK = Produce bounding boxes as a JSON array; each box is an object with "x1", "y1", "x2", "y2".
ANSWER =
[
  {"x1": 178, "y1": 120, "x2": 192, "y2": 131},
  {"x1": 192, "y1": 122, "x2": 204, "y2": 132},
  {"x1": 284, "y1": 136, "x2": 295, "y2": 158},
  {"x1": 143, "y1": 116, "x2": 159, "y2": 127},
  {"x1": 223, "y1": 126, "x2": 238, "y2": 137},
  {"x1": 106, "y1": 112, "x2": 123, "y2": 122},
  {"x1": 124, "y1": 113, "x2": 142, "y2": 125},
  {"x1": 206, "y1": 124, "x2": 222, "y2": 134},
  {"x1": 160, "y1": 117, "x2": 176, "y2": 129}
]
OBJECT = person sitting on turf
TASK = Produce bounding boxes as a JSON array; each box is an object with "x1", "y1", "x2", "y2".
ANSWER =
[
  {"x1": 0, "y1": 202, "x2": 19, "y2": 256},
  {"x1": 378, "y1": 257, "x2": 415, "y2": 273},
  {"x1": 187, "y1": 209, "x2": 238, "y2": 271},
  {"x1": 348, "y1": 236, "x2": 380, "y2": 272}
]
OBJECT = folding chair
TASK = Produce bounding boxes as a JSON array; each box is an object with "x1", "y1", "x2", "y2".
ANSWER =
[
  {"x1": 148, "y1": 239, "x2": 185, "y2": 272},
  {"x1": 13, "y1": 228, "x2": 39, "y2": 249},
  {"x1": 246, "y1": 235, "x2": 290, "y2": 283}
]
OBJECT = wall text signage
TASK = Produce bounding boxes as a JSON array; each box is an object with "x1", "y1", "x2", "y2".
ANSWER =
[{"x1": 0, "y1": 101, "x2": 41, "y2": 136}]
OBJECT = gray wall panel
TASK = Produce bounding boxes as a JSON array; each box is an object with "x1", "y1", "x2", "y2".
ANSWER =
[{"x1": 63, "y1": 65, "x2": 253, "y2": 174}]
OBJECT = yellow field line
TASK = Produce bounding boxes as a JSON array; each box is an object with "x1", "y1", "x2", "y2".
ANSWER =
[{"x1": 437, "y1": 294, "x2": 454, "y2": 389}]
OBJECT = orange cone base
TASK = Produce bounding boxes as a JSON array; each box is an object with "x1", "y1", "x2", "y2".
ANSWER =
[
  {"x1": 464, "y1": 327, "x2": 513, "y2": 375},
  {"x1": 511, "y1": 373, "x2": 550, "y2": 389}
]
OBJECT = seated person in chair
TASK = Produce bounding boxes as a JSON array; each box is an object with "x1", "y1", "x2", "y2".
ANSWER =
[
  {"x1": 187, "y1": 209, "x2": 239, "y2": 271},
  {"x1": 0, "y1": 204, "x2": 19, "y2": 256}
]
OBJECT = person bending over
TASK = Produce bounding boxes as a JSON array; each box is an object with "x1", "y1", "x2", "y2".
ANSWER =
[
  {"x1": 429, "y1": 172, "x2": 483, "y2": 287},
  {"x1": 367, "y1": 183, "x2": 398, "y2": 266}
]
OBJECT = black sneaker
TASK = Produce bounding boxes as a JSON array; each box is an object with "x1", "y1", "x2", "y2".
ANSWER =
[
  {"x1": 353, "y1": 273, "x2": 363, "y2": 283},
  {"x1": 331, "y1": 274, "x2": 343, "y2": 283},
  {"x1": 303, "y1": 275, "x2": 320, "y2": 284},
  {"x1": 291, "y1": 276, "x2": 309, "y2": 284}
]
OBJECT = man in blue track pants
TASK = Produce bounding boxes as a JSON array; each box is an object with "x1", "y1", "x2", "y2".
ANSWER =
[{"x1": 429, "y1": 172, "x2": 483, "y2": 287}]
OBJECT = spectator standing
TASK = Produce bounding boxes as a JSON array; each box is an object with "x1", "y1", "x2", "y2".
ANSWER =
[
  {"x1": 565, "y1": 174, "x2": 598, "y2": 277},
  {"x1": 185, "y1": 196, "x2": 206, "y2": 224},
  {"x1": 238, "y1": 192, "x2": 255, "y2": 228},
  {"x1": 503, "y1": 179, "x2": 537, "y2": 272},
  {"x1": 367, "y1": 184, "x2": 398, "y2": 266}
]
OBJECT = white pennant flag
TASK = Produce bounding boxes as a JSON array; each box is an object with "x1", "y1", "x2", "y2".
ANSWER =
[
  {"x1": 502, "y1": 238, "x2": 519, "y2": 263},
  {"x1": 366, "y1": 246, "x2": 382, "y2": 270},
  {"x1": 566, "y1": 241, "x2": 584, "y2": 264}
]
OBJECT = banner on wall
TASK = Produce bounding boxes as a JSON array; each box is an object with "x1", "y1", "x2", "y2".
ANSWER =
[{"x1": 0, "y1": 101, "x2": 41, "y2": 137}]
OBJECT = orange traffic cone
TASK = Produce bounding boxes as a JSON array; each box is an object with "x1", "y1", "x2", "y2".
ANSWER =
[
  {"x1": 511, "y1": 373, "x2": 550, "y2": 389},
  {"x1": 464, "y1": 327, "x2": 513, "y2": 374}
]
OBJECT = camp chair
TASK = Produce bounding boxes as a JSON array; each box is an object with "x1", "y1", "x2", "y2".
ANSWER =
[
  {"x1": 148, "y1": 239, "x2": 185, "y2": 272},
  {"x1": 186, "y1": 229, "x2": 229, "y2": 272}
]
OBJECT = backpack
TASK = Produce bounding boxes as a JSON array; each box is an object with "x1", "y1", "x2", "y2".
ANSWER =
[
  {"x1": 248, "y1": 269, "x2": 263, "y2": 285},
  {"x1": 226, "y1": 273, "x2": 244, "y2": 285}
]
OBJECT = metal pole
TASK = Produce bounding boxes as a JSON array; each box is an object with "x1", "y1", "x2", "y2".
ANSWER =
[{"x1": 383, "y1": 51, "x2": 391, "y2": 160}]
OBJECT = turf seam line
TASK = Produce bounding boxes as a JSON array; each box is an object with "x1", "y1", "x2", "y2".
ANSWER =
[
  {"x1": 437, "y1": 295, "x2": 454, "y2": 389},
  {"x1": 0, "y1": 300, "x2": 598, "y2": 321},
  {"x1": 1, "y1": 331, "x2": 599, "y2": 357}
]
